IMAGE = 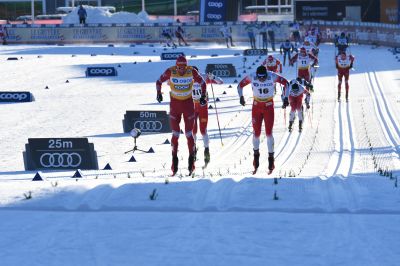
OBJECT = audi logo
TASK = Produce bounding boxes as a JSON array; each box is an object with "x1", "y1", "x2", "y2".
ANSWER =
[
  {"x1": 208, "y1": 1, "x2": 223, "y2": 8},
  {"x1": 245, "y1": 50, "x2": 267, "y2": 56},
  {"x1": 89, "y1": 68, "x2": 114, "y2": 75},
  {"x1": 212, "y1": 70, "x2": 231, "y2": 76},
  {"x1": 40, "y1": 152, "x2": 82, "y2": 168},
  {"x1": 133, "y1": 120, "x2": 163, "y2": 131},
  {"x1": 207, "y1": 14, "x2": 222, "y2": 20},
  {"x1": 0, "y1": 93, "x2": 28, "y2": 101}
]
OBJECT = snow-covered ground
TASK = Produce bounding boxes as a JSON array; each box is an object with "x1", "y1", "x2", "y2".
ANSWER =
[{"x1": 0, "y1": 42, "x2": 400, "y2": 265}]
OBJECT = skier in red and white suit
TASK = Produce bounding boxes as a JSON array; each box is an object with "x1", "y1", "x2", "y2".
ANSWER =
[
  {"x1": 262, "y1": 55, "x2": 282, "y2": 73},
  {"x1": 335, "y1": 51, "x2": 355, "y2": 102},
  {"x1": 192, "y1": 67, "x2": 223, "y2": 165},
  {"x1": 156, "y1": 56, "x2": 207, "y2": 175},
  {"x1": 290, "y1": 47, "x2": 318, "y2": 83},
  {"x1": 282, "y1": 79, "x2": 311, "y2": 132},
  {"x1": 237, "y1": 65, "x2": 289, "y2": 174}
]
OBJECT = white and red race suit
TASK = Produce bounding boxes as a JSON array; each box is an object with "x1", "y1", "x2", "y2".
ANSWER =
[
  {"x1": 336, "y1": 54, "x2": 355, "y2": 99},
  {"x1": 284, "y1": 82, "x2": 310, "y2": 123},
  {"x1": 237, "y1": 71, "x2": 288, "y2": 154},
  {"x1": 290, "y1": 52, "x2": 318, "y2": 82},
  {"x1": 192, "y1": 73, "x2": 223, "y2": 148}
]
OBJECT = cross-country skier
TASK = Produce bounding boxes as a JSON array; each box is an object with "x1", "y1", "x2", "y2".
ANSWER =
[
  {"x1": 280, "y1": 39, "x2": 294, "y2": 66},
  {"x1": 192, "y1": 67, "x2": 223, "y2": 166},
  {"x1": 175, "y1": 25, "x2": 189, "y2": 46},
  {"x1": 156, "y1": 56, "x2": 207, "y2": 176},
  {"x1": 262, "y1": 55, "x2": 283, "y2": 74},
  {"x1": 237, "y1": 65, "x2": 289, "y2": 175},
  {"x1": 335, "y1": 51, "x2": 355, "y2": 102},
  {"x1": 282, "y1": 79, "x2": 311, "y2": 132},
  {"x1": 290, "y1": 47, "x2": 318, "y2": 83},
  {"x1": 335, "y1": 32, "x2": 349, "y2": 55},
  {"x1": 220, "y1": 23, "x2": 235, "y2": 48},
  {"x1": 161, "y1": 27, "x2": 177, "y2": 48}
]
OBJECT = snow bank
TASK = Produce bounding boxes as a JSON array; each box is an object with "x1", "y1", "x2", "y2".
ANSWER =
[{"x1": 62, "y1": 6, "x2": 174, "y2": 24}]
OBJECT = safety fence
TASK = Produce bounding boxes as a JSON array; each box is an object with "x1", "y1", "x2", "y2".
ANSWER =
[{"x1": 3, "y1": 20, "x2": 400, "y2": 47}]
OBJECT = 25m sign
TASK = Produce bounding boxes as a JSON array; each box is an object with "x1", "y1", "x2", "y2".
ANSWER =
[{"x1": 23, "y1": 138, "x2": 99, "y2": 170}]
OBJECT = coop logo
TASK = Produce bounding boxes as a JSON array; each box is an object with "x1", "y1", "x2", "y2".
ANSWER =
[
  {"x1": 208, "y1": 1, "x2": 223, "y2": 8},
  {"x1": 212, "y1": 70, "x2": 231, "y2": 76},
  {"x1": 0, "y1": 91, "x2": 32, "y2": 102},
  {"x1": 86, "y1": 67, "x2": 117, "y2": 77},
  {"x1": 244, "y1": 49, "x2": 269, "y2": 56},
  {"x1": 161, "y1": 52, "x2": 185, "y2": 60},
  {"x1": 207, "y1": 14, "x2": 222, "y2": 20},
  {"x1": 39, "y1": 152, "x2": 82, "y2": 168},
  {"x1": 133, "y1": 121, "x2": 163, "y2": 131},
  {"x1": 171, "y1": 78, "x2": 192, "y2": 84}
]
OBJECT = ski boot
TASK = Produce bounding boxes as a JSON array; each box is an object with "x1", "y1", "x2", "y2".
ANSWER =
[
  {"x1": 171, "y1": 155, "x2": 179, "y2": 176},
  {"x1": 345, "y1": 92, "x2": 349, "y2": 103},
  {"x1": 299, "y1": 120, "x2": 303, "y2": 132},
  {"x1": 338, "y1": 91, "x2": 341, "y2": 102},
  {"x1": 204, "y1": 147, "x2": 210, "y2": 166},
  {"x1": 188, "y1": 153, "x2": 196, "y2": 176},
  {"x1": 252, "y1": 149, "x2": 260, "y2": 174},
  {"x1": 288, "y1": 121, "x2": 294, "y2": 132},
  {"x1": 268, "y1": 153, "x2": 275, "y2": 175}
]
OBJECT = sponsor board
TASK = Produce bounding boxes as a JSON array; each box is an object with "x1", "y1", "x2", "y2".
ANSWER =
[
  {"x1": 86, "y1": 67, "x2": 117, "y2": 77},
  {"x1": 0, "y1": 91, "x2": 32, "y2": 103},
  {"x1": 123, "y1": 111, "x2": 171, "y2": 133},
  {"x1": 205, "y1": 64, "x2": 237, "y2": 78},
  {"x1": 23, "y1": 138, "x2": 99, "y2": 170},
  {"x1": 160, "y1": 52, "x2": 185, "y2": 60},
  {"x1": 243, "y1": 49, "x2": 269, "y2": 56},
  {"x1": 200, "y1": 0, "x2": 227, "y2": 22}
]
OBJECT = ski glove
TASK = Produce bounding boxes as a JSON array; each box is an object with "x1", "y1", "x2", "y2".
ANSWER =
[
  {"x1": 207, "y1": 73, "x2": 215, "y2": 80},
  {"x1": 157, "y1": 92, "x2": 163, "y2": 103},
  {"x1": 240, "y1": 96, "x2": 246, "y2": 106},
  {"x1": 199, "y1": 94, "x2": 207, "y2": 106},
  {"x1": 282, "y1": 97, "x2": 289, "y2": 109}
]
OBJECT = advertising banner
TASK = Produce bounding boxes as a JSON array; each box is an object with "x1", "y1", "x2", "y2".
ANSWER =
[
  {"x1": 24, "y1": 138, "x2": 99, "y2": 170},
  {"x1": 200, "y1": 0, "x2": 227, "y2": 22},
  {"x1": 123, "y1": 111, "x2": 171, "y2": 133},
  {"x1": 380, "y1": 0, "x2": 398, "y2": 24}
]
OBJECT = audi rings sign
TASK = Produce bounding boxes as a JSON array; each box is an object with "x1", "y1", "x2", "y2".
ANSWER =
[
  {"x1": 205, "y1": 64, "x2": 237, "y2": 78},
  {"x1": 160, "y1": 52, "x2": 185, "y2": 60},
  {"x1": 86, "y1": 67, "x2": 118, "y2": 77},
  {"x1": 243, "y1": 49, "x2": 269, "y2": 56},
  {"x1": 23, "y1": 138, "x2": 99, "y2": 170},
  {"x1": 0, "y1": 91, "x2": 33, "y2": 103},
  {"x1": 123, "y1": 111, "x2": 171, "y2": 133}
]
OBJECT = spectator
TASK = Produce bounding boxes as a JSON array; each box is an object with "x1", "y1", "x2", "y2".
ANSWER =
[
  {"x1": 245, "y1": 22, "x2": 257, "y2": 49},
  {"x1": 259, "y1": 21, "x2": 268, "y2": 49},
  {"x1": 267, "y1": 21, "x2": 278, "y2": 51},
  {"x1": 78, "y1": 4, "x2": 87, "y2": 25}
]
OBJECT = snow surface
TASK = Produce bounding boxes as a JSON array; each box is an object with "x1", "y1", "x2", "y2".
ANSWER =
[
  {"x1": 62, "y1": 6, "x2": 174, "y2": 24},
  {"x1": 1, "y1": 41, "x2": 400, "y2": 265}
]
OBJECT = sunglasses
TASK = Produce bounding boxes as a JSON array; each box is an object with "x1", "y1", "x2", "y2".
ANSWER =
[{"x1": 257, "y1": 75, "x2": 267, "y2": 79}]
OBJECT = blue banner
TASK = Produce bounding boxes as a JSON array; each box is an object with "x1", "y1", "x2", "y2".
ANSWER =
[{"x1": 200, "y1": 0, "x2": 227, "y2": 22}]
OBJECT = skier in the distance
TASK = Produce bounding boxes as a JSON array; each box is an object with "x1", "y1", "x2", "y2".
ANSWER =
[
  {"x1": 280, "y1": 39, "x2": 294, "y2": 66},
  {"x1": 191, "y1": 67, "x2": 223, "y2": 166},
  {"x1": 336, "y1": 51, "x2": 355, "y2": 102},
  {"x1": 290, "y1": 47, "x2": 319, "y2": 83},
  {"x1": 237, "y1": 65, "x2": 289, "y2": 175},
  {"x1": 156, "y1": 56, "x2": 207, "y2": 176},
  {"x1": 282, "y1": 79, "x2": 311, "y2": 132}
]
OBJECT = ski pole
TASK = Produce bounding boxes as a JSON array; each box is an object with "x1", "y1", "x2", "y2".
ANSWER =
[{"x1": 209, "y1": 79, "x2": 223, "y2": 146}]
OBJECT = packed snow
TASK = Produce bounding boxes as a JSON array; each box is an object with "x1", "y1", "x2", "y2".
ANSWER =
[
  {"x1": 62, "y1": 6, "x2": 174, "y2": 24},
  {"x1": 0, "y1": 40, "x2": 400, "y2": 265}
]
